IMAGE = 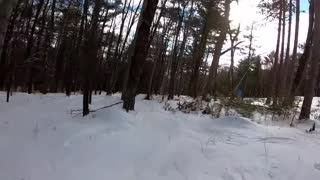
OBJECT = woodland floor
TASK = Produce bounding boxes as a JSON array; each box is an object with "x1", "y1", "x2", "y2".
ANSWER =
[{"x1": 0, "y1": 92, "x2": 320, "y2": 180}]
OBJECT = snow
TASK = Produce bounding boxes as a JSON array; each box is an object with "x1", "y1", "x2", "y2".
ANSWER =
[{"x1": 1, "y1": 93, "x2": 320, "y2": 180}]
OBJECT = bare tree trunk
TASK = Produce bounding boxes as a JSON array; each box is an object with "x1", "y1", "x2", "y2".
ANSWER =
[
  {"x1": 0, "y1": 0, "x2": 19, "y2": 89},
  {"x1": 168, "y1": 2, "x2": 186, "y2": 100},
  {"x1": 202, "y1": 0, "x2": 231, "y2": 99},
  {"x1": 145, "y1": 18, "x2": 171, "y2": 100},
  {"x1": 290, "y1": 0, "x2": 313, "y2": 101},
  {"x1": 299, "y1": 0, "x2": 319, "y2": 120},
  {"x1": 274, "y1": 0, "x2": 286, "y2": 105},
  {"x1": 0, "y1": 0, "x2": 21, "y2": 89},
  {"x1": 267, "y1": 0, "x2": 283, "y2": 105},
  {"x1": 228, "y1": 25, "x2": 240, "y2": 96},
  {"x1": 122, "y1": 0, "x2": 159, "y2": 111},
  {"x1": 35, "y1": 0, "x2": 50, "y2": 53},
  {"x1": 189, "y1": 18, "x2": 209, "y2": 98},
  {"x1": 25, "y1": 0, "x2": 45, "y2": 94},
  {"x1": 108, "y1": 0, "x2": 132, "y2": 94},
  {"x1": 0, "y1": 0, "x2": 18, "y2": 56},
  {"x1": 82, "y1": 0, "x2": 102, "y2": 116},
  {"x1": 283, "y1": 0, "x2": 297, "y2": 105}
]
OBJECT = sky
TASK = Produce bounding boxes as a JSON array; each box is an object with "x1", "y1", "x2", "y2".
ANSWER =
[
  {"x1": 127, "y1": 0, "x2": 310, "y2": 66},
  {"x1": 221, "y1": 0, "x2": 310, "y2": 66}
]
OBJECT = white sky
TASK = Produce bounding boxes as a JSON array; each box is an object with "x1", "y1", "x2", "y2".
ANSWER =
[
  {"x1": 221, "y1": 0, "x2": 309, "y2": 66},
  {"x1": 120, "y1": 0, "x2": 309, "y2": 66}
]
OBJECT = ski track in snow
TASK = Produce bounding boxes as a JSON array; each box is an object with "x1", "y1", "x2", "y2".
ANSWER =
[{"x1": 0, "y1": 93, "x2": 320, "y2": 180}]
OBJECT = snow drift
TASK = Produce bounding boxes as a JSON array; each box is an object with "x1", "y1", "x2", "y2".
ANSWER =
[{"x1": 0, "y1": 93, "x2": 320, "y2": 180}]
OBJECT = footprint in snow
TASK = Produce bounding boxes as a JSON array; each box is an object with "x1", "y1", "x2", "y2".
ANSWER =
[{"x1": 314, "y1": 163, "x2": 320, "y2": 171}]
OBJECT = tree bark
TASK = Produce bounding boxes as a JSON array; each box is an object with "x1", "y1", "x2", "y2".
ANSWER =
[
  {"x1": 290, "y1": 0, "x2": 313, "y2": 100},
  {"x1": 202, "y1": 0, "x2": 231, "y2": 99},
  {"x1": 267, "y1": 0, "x2": 283, "y2": 105},
  {"x1": 189, "y1": 18, "x2": 209, "y2": 98},
  {"x1": 299, "y1": 0, "x2": 319, "y2": 120},
  {"x1": 108, "y1": 0, "x2": 133, "y2": 94},
  {"x1": 24, "y1": 0, "x2": 45, "y2": 94},
  {"x1": 168, "y1": 2, "x2": 186, "y2": 100},
  {"x1": 0, "y1": 0, "x2": 18, "y2": 56},
  {"x1": 82, "y1": 0, "x2": 102, "y2": 116},
  {"x1": 122, "y1": 0, "x2": 159, "y2": 111},
  {"x1": 228, "y1": 25, "x2": 240, "y2": 95},
  {"x1": 0, "y1": 0, "x2": 20, "y2": 89}
]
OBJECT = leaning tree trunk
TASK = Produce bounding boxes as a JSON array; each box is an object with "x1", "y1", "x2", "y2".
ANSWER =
[
  {"x1": 122, "y1": 0, "x2": 159, "y2": 111},
  {"x1": 202, "y1": 0, "x2": 231, "y2": 99},
  {"x1": 299, "y1": 0, "x2": 319, "y2": 120}
]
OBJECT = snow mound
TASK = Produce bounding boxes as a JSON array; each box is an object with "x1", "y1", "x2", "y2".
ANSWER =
[
  {"x1": 213, "y1": 116, "x2": 256, "y2": 128},
  {"x1": 1, "y1": 93, "x2": 320, "y2": 180}
]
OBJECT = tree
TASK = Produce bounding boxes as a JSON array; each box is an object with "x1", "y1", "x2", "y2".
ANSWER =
[
  {"x1": 189, "y1": 0, "x2": 223, "y2": 98},
  {"x1": 289, "y1": 0, "x2": 313, "y2": 103},
  {"x1": 299, "y1": 0, "x2": 320, "y2": 120},
  {"x1": 228, "y1": 25, "x2": 241, "y2": 94},
  {"x1": 202, "y1": 0, "x2": 231, "y2": 99},
  {"x1": 82, "y1": 0, "x2": 103, "y2": 116},
  {"x1": 122, "y1": 0, "x2": 159, "y2": 111},
  {"x1": 168, "y1": 0, "x2": 187, "y2": 100},
  {"x1": 0, "y1": 0, "x2": 18, "y2": 56}
]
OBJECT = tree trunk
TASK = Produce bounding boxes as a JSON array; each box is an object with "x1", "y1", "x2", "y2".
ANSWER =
[
  {"x1": 274, "y1": 0, "x2": 286, "y2": 104},
  {"x1": 122, "y1": 0, "x2": 159, "y2": 111},
  {"x1": 299, "y1": 0, "x2": 319, "y2": 120},
  {"x1": 268, "y1": 0, "x2": 283, "y2": 105},
  {"x1": 168, "y1": 3, "x2": 186, "y2": 100},
  {"x1": 202, "y1": 0, "x2": 231, "y2": 99},
  {"x1": 228, "y1": 25, "x2": 240, "y2": 96},
  {"x1": 0, "y1": 0, "x2": 18, "y2": 56},
  {"x1": 290, "y1": 0, "x2": 313, "y2": 100},
  {"x1": 0, "y1": 0, "x2": 21, "y2": 89},
  {"x1": 82, "y1": 0, "x2": 102, "y2": 116},
  {"x1": 189, "y1": 18, "x2": 209, "y2": 98},
  {"x1": 145, "y1": 19, "x2": 171, "y2": 100},
  {"x1": 108, "y1": 0, "x2": 133, "y2": 94},
  {"x1": 25, "y1": 0, "x2": 45, "y2": 94}
]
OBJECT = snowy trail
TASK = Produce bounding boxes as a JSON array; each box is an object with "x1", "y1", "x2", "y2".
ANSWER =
[{"x1": 0, "y1": 93, "x2": 320, "y2": 180}]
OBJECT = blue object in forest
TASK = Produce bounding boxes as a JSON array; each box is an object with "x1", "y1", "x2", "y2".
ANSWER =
[{"x1": 236, "y1": 88, "x2": 243, "y2": 97}]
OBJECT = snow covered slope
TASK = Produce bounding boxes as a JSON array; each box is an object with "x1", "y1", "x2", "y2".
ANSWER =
[{"x1": 0, "y1": 93, "x2": 320, "y2": 180}]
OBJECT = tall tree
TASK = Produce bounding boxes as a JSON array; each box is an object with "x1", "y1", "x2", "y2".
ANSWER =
[
  {"x1": 122, "y1": 0, "x2": 159, "y2": 111},
  {"x1": 299, "y1": 0, "x2": 320, "y2": 120},
  {"x1": 0, "y1": 0, "x2": 18, "y2": 56},
  {"x1": 189, "y1": 0, "x2": 222, "y2": 98},
  {"x1": 289, "y1": 0, "x2": 313, "y2": 102},
  {"x1": 202, "y1": 0, "x2": 231, "y2": 99},
  {"x1": 82, "y1": 0, "x2": 103, "y2": 116},
  {"x1": 274, "y1": 0, "x2": 286, "y2": 104},
  {"x1": 228, "y1": 24, "x2": 240, "y2": 94},
  {"x1": 168, "y1": 0, "x2": 186, "y2": 100}
]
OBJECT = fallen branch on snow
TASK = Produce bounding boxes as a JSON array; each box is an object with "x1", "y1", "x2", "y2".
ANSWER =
[{"x1": 71, "y1": 102, "x2": 123, "y2": 118}]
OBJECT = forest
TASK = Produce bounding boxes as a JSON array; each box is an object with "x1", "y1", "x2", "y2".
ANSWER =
[
  {"x1": 1, "y1": 0, "x2": 320, "y2": 179},
  {"x1": 0, "y1": 0, "x2": 319, "y2": 118}
]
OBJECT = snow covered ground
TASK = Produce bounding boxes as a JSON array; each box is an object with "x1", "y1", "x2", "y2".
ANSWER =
[{"x1": 0, "y1": 93, "x2": 320, "y2": 180}]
